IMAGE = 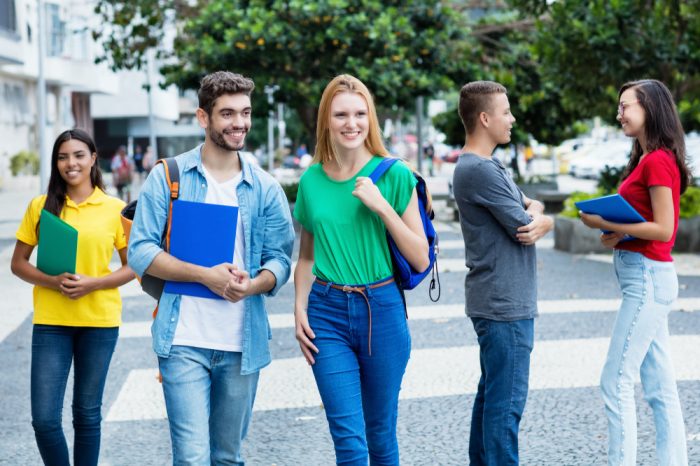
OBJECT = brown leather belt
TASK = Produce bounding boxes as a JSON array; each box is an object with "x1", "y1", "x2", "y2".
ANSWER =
[{"x1": 314, "y1": 277, "x2": 395, "y2": 356}]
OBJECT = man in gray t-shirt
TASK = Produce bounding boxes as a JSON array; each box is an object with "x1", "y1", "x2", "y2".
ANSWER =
[{"x1": 453, "y1": 81, "x2": 553, "y2": 465}]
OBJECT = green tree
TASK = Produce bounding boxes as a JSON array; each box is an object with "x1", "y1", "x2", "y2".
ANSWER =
[
  {"x1": 509, "y1": 0, "x2": 700, "y2": 130},
  {"x1": 433, "y1": 11, "x2": 581, "y2": 147},
  {"x1": 94, "y1": 0, "x2": 470, "y2": 145}
]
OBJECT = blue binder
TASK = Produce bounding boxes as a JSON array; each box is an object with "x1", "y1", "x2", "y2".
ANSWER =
[
  {"x1": 575, "y1": 193, "x2": 646, "y2": 240},
  {"x1": 163, "y1": 200, "x2": 238, "y2": 300}
]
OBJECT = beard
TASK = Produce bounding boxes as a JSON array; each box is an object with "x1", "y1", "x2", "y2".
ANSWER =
[{"x1": 209, "y1": 126, "x2": 246, "y2": 151}]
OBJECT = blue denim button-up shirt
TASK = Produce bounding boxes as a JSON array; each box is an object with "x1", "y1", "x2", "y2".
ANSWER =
[{"x1": 127, "y1": 145, "x2": 294, "y2": 374}]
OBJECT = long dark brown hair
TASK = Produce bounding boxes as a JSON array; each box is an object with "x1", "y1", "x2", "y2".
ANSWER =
[
  {"x1": 44, "y1": 129, "x2": 105, "y2": 217},
  {"x1": 619, "y1": 79, "x2": 692, "y2": 193}
]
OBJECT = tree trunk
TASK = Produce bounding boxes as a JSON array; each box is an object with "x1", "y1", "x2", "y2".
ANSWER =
[{"x1": 298, "y1": 104, "x2": 318, "y2": 154}]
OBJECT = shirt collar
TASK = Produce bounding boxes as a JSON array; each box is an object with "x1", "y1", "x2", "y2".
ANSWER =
[
  {"x1": 65, "y1": 187, "x2": 107, "y2": 208},
  {"x1": 183, "y1": 143, "x2": 254, "y2": 186}
]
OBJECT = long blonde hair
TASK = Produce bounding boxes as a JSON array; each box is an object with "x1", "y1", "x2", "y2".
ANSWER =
[{"x1": 314, "y1": 74, "x2": 389, "y2": 164}]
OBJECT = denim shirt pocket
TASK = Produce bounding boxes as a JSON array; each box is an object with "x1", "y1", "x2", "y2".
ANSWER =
[{"x1": 649, "y1": 264, "x2": 678, "y2": 305}]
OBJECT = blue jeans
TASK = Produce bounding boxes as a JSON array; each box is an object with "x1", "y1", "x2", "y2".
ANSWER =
[
  {"x1": 469, "y1": 317, "x2": 534, "y2": 466},
  {"x1": 30, "y1": 324, "x2": 118, "y2": 466},
  {"x1": 158, "y1": 346, "x2": 259, "y2": 465},
  {"x1": 601, "y1": 250, "x2": 687, "y2": 465},
  {"x1": 307, "y1": 278, "x2": 411, "y2": 466}
]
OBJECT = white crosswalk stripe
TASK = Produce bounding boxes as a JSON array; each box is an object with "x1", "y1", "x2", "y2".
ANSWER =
[
  {"x1": 106, "y1": 334, "x2": 700, "y2": 421},
  {"x1": 117, "y1": 298, "x2": 700, "y2": 339}
]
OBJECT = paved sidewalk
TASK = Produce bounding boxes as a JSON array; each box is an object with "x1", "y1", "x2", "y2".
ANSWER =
[{"x1": 1, "y1": 173, "x2": 699, "y2": 464}]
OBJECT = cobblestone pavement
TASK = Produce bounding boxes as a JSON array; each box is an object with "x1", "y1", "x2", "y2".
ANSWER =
[{"x1": 1, "y1": 185, "x2": 699, "y2": 465}]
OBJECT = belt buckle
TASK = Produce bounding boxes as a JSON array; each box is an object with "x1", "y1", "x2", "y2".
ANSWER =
[{"x1": 342, "y1": 285, "x2": 352, "y2": 292}]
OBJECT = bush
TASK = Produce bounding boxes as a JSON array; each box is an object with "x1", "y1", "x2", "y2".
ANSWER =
[
  {"x1": 562, "y1": 185, "x2": 700, "y2": 220},
  {"x1": 10, "y1": 150, "x2": 39, "y2": 176},
  {"x1": 281, "y1": 181, "x2": 299, "y2": 203},
  {"x1": 597, "y1": 165, "x2": 624, "y2": 194},
  {"x1": 560, "y1": 190, "x2": 607, "y2": 218},
  {"x1": 680, "y1": 186, "x2": 700, "y2": 219}
]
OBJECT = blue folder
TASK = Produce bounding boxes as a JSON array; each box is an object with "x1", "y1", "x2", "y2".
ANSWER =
[
  {"x1": 163, "y1": 200, "x2": 238, "y2": 300},
  {"x1": 575, "y1": 193, "x2": 646, "y2": 240}
]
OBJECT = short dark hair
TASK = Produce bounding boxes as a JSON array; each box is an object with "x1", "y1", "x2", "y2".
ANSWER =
[
  {"x1": 458, "y1": 81, "x2": 507, "y2": 135},
  {"x1": 198, "y1": 71, "x2": 255, "y2": 115}
]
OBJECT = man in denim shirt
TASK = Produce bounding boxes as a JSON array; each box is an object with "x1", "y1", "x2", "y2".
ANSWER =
[
  {"x1": 452, "y1": 81, "x2": 553, "y2": 465},
  {"x1": 128, "y1": 71, "x2": 294, "y2": 465}
]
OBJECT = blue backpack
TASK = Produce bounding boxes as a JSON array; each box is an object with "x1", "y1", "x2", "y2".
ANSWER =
[{"x1": 369, "y1": 158, "x2": 440, "y2": 302}]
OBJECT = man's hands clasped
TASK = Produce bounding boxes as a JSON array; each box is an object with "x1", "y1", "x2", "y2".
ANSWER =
[{"x1": 205, "y1": 263, "x2": 252, "y2": 303}]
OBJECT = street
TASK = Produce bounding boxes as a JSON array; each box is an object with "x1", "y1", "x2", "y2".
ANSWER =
[{"x1": 1, "y1": 176, "x2": 699, "y2": 465}]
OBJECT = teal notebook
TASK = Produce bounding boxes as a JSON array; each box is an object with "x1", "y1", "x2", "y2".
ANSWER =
[{"x1": 37, "y1": 209, "x2": 78, "y2": 275}]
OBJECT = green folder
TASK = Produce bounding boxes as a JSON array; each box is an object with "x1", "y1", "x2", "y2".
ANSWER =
[{"x1": 37, "y1": 209, "x2": 78, "y2": 275}]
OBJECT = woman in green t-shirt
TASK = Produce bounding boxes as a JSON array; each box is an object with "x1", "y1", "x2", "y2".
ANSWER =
[{"x1": 293, "y1": 74, "x2": 430, "y2": 465}]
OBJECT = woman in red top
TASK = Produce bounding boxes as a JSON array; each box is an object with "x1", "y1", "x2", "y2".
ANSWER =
[{"x1": 581, "y1": 79, "x2": 692, "y2": 465}]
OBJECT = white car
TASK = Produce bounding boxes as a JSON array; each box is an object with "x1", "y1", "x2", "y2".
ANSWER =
[
  {"x1": 569, "y1": 140, "x2": 631, "y2": 179},
  {"x1": 685, "y1": 137, "x2": 700, "y2": 182}
]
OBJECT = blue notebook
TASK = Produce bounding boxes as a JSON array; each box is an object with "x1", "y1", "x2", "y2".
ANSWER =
[
  {"x1": 575, "y1": 193, "x2": 646, "y2": 240},
  {"x1": 163, "y1": 200, "x2": 238, "y2": 300}
]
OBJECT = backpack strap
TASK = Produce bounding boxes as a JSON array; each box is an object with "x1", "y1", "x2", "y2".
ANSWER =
[
  {"x1": 155, "y1": 158, "x2": 179, "y2": 252},
  {"x1": 368, "y1": 158, "x2": 399, "y2": 183}
]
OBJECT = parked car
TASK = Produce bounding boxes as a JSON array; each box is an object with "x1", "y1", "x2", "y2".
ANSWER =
[
  {"x1": 559, "y1": 143, "x2": 597, "y2": 174},
  {"x1": 282, "y1": 155, "x2": 301, "y2": 169},
  {"x1": 686, "y1": 136, "x2": 700, "y2": 184},
  {"x1": 569, "y1": 140, "x2": 631, "y2": 179}
]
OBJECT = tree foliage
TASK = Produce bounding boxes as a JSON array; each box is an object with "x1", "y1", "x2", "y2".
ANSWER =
[
  {"x1": 510, "y1": 0, "x2": 700, "y2": 130},
  {"x1": 94, "y1": 0, "x2": 471, "y2": 143},
  {"x1": 433, "y1": 10, "x2": 581, "y2": 146}
]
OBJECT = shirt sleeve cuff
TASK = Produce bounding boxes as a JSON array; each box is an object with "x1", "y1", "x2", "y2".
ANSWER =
[
  {"x1": 259, "y1": 258, "x2": 290, "y2": 297},
  {"x1": 127, "y1": 243, "x2": 163, "y2": 278}
]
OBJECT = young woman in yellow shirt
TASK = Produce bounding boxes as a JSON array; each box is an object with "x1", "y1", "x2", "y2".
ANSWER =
[{"x1": 11, "y1": 129, "x2": 134, "y2": 466}]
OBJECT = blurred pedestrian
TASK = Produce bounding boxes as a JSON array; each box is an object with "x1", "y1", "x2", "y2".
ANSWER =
[
  {"x1": 293, "y1": 74, "x2": 429, "y2": 465},
  {"x1": 142, "y1": 145, "x2": 155, "y2": 174},
  {"x1": 580, "y1": 79, "x2": 691, "y2": 465},
  {"x1": 452, "y1": 81, "x2": 553, "y2": 465},
  {"x1": 10, "y1": 128, "x2": 134, "y2": 466},
  {"x1": 110, "y1": 145, "x2": 134, "y2": 202},
  {"x1": 133, "y1": 144, "x2": 145, "y2": 177}
]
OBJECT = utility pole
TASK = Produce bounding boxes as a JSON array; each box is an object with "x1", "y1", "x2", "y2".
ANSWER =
[
  {"x1": 37, "y1": 0, "x2": 49, "y2": 192},
  {"x1": 416, "y1": 96, "x2": 424, "y2": 175},
  {"x1": 146, "y1": 49, "x2": 158, "y2": 161},
  {"x1": 264, "y1": 84, "x2": 279, "y2": 173},
  {"x1": 277, "y1": 102, "x2": 285, "y2": 156}
]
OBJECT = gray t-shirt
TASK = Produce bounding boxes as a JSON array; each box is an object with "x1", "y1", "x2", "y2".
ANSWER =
[{"x1": 452, "y1": 153, "x2": 538, "y2": 321}]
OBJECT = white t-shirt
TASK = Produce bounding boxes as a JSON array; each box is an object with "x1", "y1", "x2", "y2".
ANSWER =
[{"x1": 173, "y1": 167, "x2": 246, "y2": 351}]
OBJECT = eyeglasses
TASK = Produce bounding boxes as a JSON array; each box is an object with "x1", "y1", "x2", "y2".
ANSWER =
[{"x1": 618, "y1": 100, "x2": 639, "y2": 116}]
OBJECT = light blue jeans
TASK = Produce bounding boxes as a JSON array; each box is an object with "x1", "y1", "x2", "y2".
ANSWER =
[
  {"x1": 601, "y1": 250, "x2": 687, "y2": 465},
  {"x1": 158, "y1": 346, "x2": 259, "y2": 466}
]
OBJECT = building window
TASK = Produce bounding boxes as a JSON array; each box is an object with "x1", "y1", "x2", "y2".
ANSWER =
[
  {"x1": 46, "y1": 3, "x2": 66, "y2": 57},
  {"x1": 0, "y1": 0, "x2": 17, "y2": 35}
]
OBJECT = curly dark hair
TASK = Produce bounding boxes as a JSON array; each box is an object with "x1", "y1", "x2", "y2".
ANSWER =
[{"x1": 198, "y1": 71, "x2": 255, "y2": 116}]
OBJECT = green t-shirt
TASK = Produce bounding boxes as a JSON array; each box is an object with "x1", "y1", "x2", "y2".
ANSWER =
[{"x1": 294, "y1": 156, "x2": 417, "y2": 285}]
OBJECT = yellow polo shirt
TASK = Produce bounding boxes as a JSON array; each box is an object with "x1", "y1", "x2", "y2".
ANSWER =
[{"x1": 16, "y1": 188, "x2": 127, "y2": 327}]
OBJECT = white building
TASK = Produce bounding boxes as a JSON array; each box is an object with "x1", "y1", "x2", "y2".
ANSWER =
[
  {"x1": 0, "y1": 0, "x2": 202, "y2": 186},
  {"x1": 0, "y1": 0, "x2": 118, "y2": 181},
  {"x1": 91, "y1": 69, "x2": 203, "y2": 162}
]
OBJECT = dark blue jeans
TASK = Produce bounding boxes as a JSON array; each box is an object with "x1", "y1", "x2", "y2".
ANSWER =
[
  {"x1": 469, "y1": 318, "x2": 534, "y2": 466},
  {"x1": 31, "y1": 324, "x2": 119, "y2": 466},
  {"x1": 307, "y1": 278, "x2": 411, "y2": 466}
]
